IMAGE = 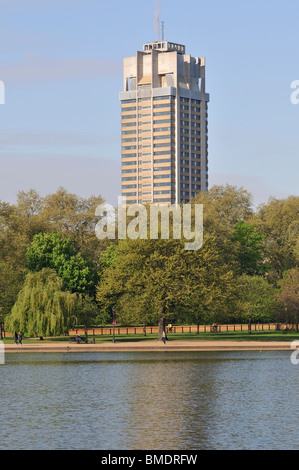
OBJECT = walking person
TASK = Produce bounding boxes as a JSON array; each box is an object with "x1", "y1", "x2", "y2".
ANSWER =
[{"x1": 18, "y1": 331, "x2": 23, "y2": 345}]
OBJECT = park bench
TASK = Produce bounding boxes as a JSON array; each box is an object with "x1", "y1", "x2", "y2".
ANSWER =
[{"x1": 69, "y1": 335, "x2": 88, "y2": 344}]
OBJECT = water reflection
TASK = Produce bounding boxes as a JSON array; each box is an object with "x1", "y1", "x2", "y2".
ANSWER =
[
  {"x1": 1, "y1": 351, "x2": 298, "y2": 450},
  {"x1": 122, "y1": 357, "x2": 217, "y2": 449}
]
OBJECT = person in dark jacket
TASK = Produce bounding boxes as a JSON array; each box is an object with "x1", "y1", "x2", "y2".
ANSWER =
[{"x1": 162, "y1": 331, "x2": 167, "y2": 344}]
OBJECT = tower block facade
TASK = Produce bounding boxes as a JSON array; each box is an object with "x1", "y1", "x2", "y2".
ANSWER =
[{"x1": 120, "y1": 41, "x2": 209, "y2": 205}]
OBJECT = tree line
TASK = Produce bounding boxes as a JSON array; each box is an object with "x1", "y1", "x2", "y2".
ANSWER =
[{"x1": 1, "y1": 185, "x2": 298, "y2": 339}]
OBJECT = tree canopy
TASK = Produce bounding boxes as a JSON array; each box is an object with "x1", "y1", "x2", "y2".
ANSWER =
[
  {"x1": 1, "y1": 185, "x2": 298, "y2": 337},
  {"x1": 26, "y1": 231, "x2": 98, "y2": 297},
  {"x1": 5, "y1": 268, "x2": 77, "y2": 336},
  {"x1": 96, "y1": 236, "x2": 234, "y2": 339},
  {"x1": 277, "y1": 268, "x2": 299, "y2": 328},
  {"x1": 231, "y1": 221, "x2": 267, "y2": 276}
]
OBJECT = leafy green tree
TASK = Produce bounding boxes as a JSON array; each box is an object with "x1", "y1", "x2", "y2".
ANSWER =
[
  {"x1": 0, "y1": 187, "x2": 106, "y2": 274},
  {"x1": 97, "y1": 239, "x2": 184, "y2": 338},
  {"x1": 96, "y1": 236, "x2": 234, "y2": 339},
  {"x1": 178, "y1": 239, "x2": 234, "y2": 331},
  {"x1": 232, "y1": 275, "x2": 279, "y2": 327},
  {"x1": 5, "y1": 268, "x2": 77, "y2": 336},
  {"x1": 98, "y1": 241, "x2": 119, "y2": 271},
  {"x1": 277, "y1": 268, "x2": 299, "y2": 329},
  {"x1": 0, "y1": 200, "x2": 36, "y2": 270},
  {"x1": 0, "y1": 261, "x2": 24, "y2": 321},
  {"x1": 41, "y1": 186, "x2": 107, "y2": 264},
  {"x1": 0, "y1": 188, "x2": 105, "y2": 335},
  {"x1": 253, "y1": 196, "x2": 299, "y2": 283},
  {"x1": 26, "y1": 231, "x2": 75, "y2": 271},
  {"x1": 193, "y1": 184, "x2": 255, "y2": 274},
  {"x1": 194, "y1": 184, "x2": 254, "y2": 226},
  {"x1": 26, "y1": 232, "x2": 98, "y2": 296},
  {"x1": 75, "y1": 294, "x2": 101, "y2": 328},
  {"x1": 231, "y1": 221, "x2": 267, "y2": 276}
]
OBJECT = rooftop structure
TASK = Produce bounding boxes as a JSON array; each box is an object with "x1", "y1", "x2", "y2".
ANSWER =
[{"x1": 119, "y1": 41, "x2": 209, "y2": 205}]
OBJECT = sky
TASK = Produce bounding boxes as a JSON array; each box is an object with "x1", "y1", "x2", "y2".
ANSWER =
[{"x1": 0, "y1": 0, "x2": 298, "y2": 208}]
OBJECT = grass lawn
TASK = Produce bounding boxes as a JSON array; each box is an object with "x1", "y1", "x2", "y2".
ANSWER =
[{"x1": 2, "y1": 329, "x2": 299, "y2": 344}]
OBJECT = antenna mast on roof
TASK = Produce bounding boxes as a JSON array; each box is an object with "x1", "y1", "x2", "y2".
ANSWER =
[{"x1": 161, "y1": 21, "x2": 165, "y2": 41}]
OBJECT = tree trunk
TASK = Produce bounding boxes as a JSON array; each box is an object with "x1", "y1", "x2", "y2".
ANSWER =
[
  {"x1": 158, "y1": 315, "x2": 166, "y2": 341},
  {"x1": 197, "y1": 323, "x2": 199, "y2": 335}
]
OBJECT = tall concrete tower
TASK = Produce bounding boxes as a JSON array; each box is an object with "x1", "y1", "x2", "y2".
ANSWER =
[{"x1": 119, "y1": 40, "x2": 209, "y2": 205}]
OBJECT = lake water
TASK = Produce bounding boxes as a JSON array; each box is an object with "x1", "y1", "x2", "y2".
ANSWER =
[{"x1": 0, "y1": 350, "x2": 298, "y2": 450}]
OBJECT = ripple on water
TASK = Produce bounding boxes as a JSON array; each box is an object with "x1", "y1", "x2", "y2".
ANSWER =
[{"x1": 1, "y1": 351, "x2": 298, "y2": 450}]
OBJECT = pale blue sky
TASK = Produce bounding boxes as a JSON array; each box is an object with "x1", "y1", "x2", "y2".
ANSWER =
[{"x1": 0, "y1": 0, "x2": 298, "y2": 207}]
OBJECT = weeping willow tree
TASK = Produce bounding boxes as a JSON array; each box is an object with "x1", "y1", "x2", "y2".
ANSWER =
[{"x1": 5, "y1": 268, "x2": 77, "y2": 336}]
